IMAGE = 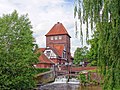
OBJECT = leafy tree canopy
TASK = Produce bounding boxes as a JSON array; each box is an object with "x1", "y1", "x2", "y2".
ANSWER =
[
  {"x1": 0, "y1": 10, "x2": 38, "y2": 89},
  {"x1": 87, "y1": 31, "x2": 99, "y2": 66},
  {"x1": 74, "y1": 46, "x2": 88, "y2": 65}
]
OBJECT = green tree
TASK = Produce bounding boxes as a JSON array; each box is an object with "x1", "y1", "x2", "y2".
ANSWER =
[
  {"x1": 87, "y1": 31, "x2": 99, "y2": 66},
  {"x1": 74, "y1": 0, "x2": 120, "y2": 90},
  {"x1": 0, "y1": 10, "x2": 38, "y2": 89},
  {"x1": 74, "y1": 46, "x2": 88, "y2": 65}
]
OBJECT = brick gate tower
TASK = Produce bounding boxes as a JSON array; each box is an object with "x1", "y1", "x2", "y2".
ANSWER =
[{"x1": 45, "y1": 22, "x2": 72, "y2": 63}]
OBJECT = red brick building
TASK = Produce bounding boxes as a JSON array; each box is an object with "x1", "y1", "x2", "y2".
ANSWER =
[
  {"x1": 35, "y1": 22, "x2": 73, "y2": 68},
  {"x1": 35, "y1": 48, "x2": 54, "y2": 68}
]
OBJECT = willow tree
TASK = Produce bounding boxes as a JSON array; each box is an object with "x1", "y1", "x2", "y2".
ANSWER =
[
  {"x1": 0, "y1": 11, "x2": 38, "y2": 89},
  {"x1": 74, "y1": 0, "x2": 120, "y2": 90}
]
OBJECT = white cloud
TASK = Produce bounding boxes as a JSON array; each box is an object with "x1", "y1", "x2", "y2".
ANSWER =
[{"x1": 0, "y1": 0, "x2": 82, "y2": 54}]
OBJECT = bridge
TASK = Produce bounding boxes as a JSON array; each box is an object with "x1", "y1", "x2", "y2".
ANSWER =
[{"x1": 55, "y1": 66, "x2": 97, "y2": 77}]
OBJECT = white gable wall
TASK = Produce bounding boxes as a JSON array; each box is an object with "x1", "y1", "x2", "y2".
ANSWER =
[{"x1": 44, "y1": 49, "x2": 57, "y2": 59}]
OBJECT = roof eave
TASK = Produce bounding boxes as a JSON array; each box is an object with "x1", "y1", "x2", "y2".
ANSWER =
[{"x1": 45, "y1": 34, "x2": 71, "y2": 38}]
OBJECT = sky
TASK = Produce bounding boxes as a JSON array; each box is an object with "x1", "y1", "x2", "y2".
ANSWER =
[{"x1": 0, "y1": 0, "x2": 86, "y2": 56}]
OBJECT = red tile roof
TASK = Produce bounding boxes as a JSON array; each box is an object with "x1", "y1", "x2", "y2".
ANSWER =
[
  {"x1": 54, "y1": 44, "x2": 64, "y2": 57},
  {"x1": 39, "y1": 48, "x2": 46, "y2": 52},
  {"x1": 36, "y1": 48, "x2": 45, "y2": 53},
  {"x1": 48, "y1": 47, "x2": 59, "y2": 56},
  {"x1": 38, "y1": 53, "x2": 54, "y2": 64},
  {"x1": 45, "y1": 22, "x2": 71, "y2": 37},
  {"x1": 48, "y1": 45, "x2": 64, "y2": 57}
]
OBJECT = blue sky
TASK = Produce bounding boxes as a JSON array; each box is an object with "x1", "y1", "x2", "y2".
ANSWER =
[{"x1": 0, "y1": 0, "x2": 85, "y2": 56}]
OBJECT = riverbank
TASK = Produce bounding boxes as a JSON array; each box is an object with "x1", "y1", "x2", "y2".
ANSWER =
[{"x1": 34, "y1": 70, "x2": 55, "y2": 89}]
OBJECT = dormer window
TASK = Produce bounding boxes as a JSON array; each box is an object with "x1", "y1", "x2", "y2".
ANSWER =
[
  {"x1": 59, "y1": 36, "x2": 62, "y2": 40},
  {"x1": 46, "y1": 51, "x2": 51, "y2": 57}
]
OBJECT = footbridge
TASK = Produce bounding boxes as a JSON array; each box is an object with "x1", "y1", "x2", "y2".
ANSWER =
[{"x1": 55, "y1": 66, "x2": 97, "y2": 77}]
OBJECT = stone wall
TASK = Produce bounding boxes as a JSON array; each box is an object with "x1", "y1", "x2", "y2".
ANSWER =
[{"x1": 35, "y1": 70, "x2": 55, "y2": 85}]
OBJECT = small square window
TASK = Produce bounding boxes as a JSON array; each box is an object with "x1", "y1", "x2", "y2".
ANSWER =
[
  {"x1": 55, "y1": 36, "x2": 58, "y2": 40},
  {"x1": 59, "y1": 36, "x2": 62, "y2": 40},
  {"x1": 46, "y1": 51, "x2": 51, "y2": 57},
  {"x1": 51, "y1": 36, "x2": 53, "y2": 40}
]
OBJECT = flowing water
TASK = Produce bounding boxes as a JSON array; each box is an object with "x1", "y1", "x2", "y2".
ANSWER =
[
  {"x1": 38, "y1": 76, "x2": 102, "y2": 90},
  {"x1": 39, "y1": 83, "x2": 102, "y2": 90}
]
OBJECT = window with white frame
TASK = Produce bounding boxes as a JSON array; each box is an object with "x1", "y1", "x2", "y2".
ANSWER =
[
  {"x1": 46, "y1": 51, "x2": 51, "y2": 57},
  {"x1": 55, "y1": 36, "x2": 58, "y2": 40},
  {"x1": 63, "y1": 51, "x2": 66, "y2": 58},
  {"x1": 51, "y1": 36, "x2": 54, "y2": 40},
  {"x1": 59, "y1": 36, "x2": 62, "y2": 40}
]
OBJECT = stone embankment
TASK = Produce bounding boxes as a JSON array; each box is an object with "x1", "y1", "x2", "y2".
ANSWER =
[{"x1": 35, "y1": 70, "x2": 55, "y2": 85}]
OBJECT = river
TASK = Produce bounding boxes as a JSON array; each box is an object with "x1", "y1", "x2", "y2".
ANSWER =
[{"x1": 39, "y1": 83, "x2": 102, "y2": 90}]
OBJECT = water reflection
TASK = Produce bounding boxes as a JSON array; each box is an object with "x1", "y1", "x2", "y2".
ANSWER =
[
  {"x1": 39, "y1": 83, "x2": 102, "y2": 90},
  {"x1": 39, "y1": 83, "x2": 79, "y2": 90},
  {"x1": 78, "y1": 85, "x2": 102, "y2": 90}
]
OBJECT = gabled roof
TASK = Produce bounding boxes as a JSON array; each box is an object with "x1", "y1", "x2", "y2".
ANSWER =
[
  {"x1": 45, "y1": 22, "x2": 71, "y2": 37},
  {"x1": 53, "y1": 44, "x2": 64, "y2": 57},
  {"x1": 36, "y1": 48, "x2": 46, "y2": 53},
  {"x1": 38, "y1": 53, "x2": 54, "y2": 64},
  {"x1": 47, "y1": 47, "x2": 59, "y2": 56},
  {"x1": 46, "y1": 45, "x2": 64, "y2": 57},
  {"x1": 39, "y1": 48, "x2": 46, "y2": 52}
]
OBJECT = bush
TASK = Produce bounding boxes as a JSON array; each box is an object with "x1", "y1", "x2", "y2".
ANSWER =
[
  {"x1": 78, "y1": 73, "x2": 87, "y2": 85},
  {"x1": 35, "y1": 68, "x2": 50, "y2": 74}
]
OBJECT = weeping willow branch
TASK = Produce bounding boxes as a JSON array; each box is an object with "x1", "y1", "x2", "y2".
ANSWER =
[{"x1": 74, "y1": 0, "x2": 120, "y2": 90}]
